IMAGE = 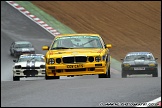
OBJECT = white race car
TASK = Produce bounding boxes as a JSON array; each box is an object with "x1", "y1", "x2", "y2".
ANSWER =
[{"x1": 13, "y1": 54, "x2": 45, "y2": 81}]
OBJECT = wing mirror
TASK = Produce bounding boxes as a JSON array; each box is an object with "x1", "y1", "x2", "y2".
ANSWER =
[
  {"x1": 155, "y1": 58, "x2": 158, "y2": 60},
  {"x1": 42, "y1": 46, "x2": 49, "y2": 50},
  {"x1": 105, "y1": 44, "x2": 112, "y2": 48},
  {"x1": 13, "y1": 60, "x2": 17, "y2": 62}
]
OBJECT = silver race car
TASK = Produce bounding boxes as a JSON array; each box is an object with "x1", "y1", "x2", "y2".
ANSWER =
[
  {"x1": 10, "y1": 41, "x2": 35, "y2": 57},
  {"x1": 121, "y1": 52, "x2": 158, "y2": 78},
  {"x1": 13, "y1": 54, "x2": 45, "y2": 81}
]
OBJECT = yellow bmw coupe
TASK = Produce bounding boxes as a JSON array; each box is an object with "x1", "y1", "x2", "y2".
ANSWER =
[{"x1": 42, "y1": 34, "x2": 112, "y2": 79}]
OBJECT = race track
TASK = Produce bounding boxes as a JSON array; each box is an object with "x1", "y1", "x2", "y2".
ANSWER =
[{"x1": 1, "y1": 1, "x2": 161, "y2": 107}]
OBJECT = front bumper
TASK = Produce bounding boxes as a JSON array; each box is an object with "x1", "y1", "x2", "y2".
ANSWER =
[
  {"x1": 13, "y1": 69, "x2": 45, "y2": 77},
  {"x1": 46, "y1": 62, "x2": 109, "y2": 76},
  {"x1": 122, "y1": 66, "x2": 158, "y2": 75},
  {"x1": 14, "y1": 51, "x2": 35, "y2": 56}
]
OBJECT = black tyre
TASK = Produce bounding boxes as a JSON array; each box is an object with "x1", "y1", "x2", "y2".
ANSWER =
[
  {"x1": 98, "y1": 74, "x2": 104, "y2": 78},
  {"x1": 98, "y1": 65, "x2": 110, "y2": 78},
  {"x1": 45, "y1": 74, "x2": 60, "y2": 80},
  {"x1": 122, "y1": 71, "x2": 127, "y2": 78},
  {"x1": 152, "y1": 70, "x2": 158, "y2": 77},
  {"x1": 106, "y1": 65, "x2": 111, "y2": 78},
  {"x1": 13, "y1": 52, "x2": 17, "y2": 58},
  {"x1": 13, "y1": 76, "x2": 20, "y2": 81}
]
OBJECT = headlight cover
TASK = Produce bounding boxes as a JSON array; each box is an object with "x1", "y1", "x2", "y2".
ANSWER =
[
  {"x1": 122, "y1": 63, "x2": 130, "y2": 67},
  {"x1": 95, "y1": 56, "x2": 101, "y2": 62},
  {"x1": 15, "y1": 65, "x2": 21, "y2": 69},
  {"x1": 48, "y1": 58, "x2": 55, "y2": 64},
  {"x1": 148, "y1": 63, "x2": 156, "y2": 67},
  {"x1": 88, "y1": 56, "x2": 94, "y2": 62},
  {"x1": 40, "y1": 65, "x2": 45, "y2": 68}
]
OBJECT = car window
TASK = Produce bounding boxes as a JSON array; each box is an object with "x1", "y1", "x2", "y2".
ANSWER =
[
  {"x1": 18, "y1": 56, "x2": 44, "y2": 62},
  {"x1": 51, "y1": 36, "x2": 103, "y2": 49},
  {"x1": 125, "y1": 53, "x2": 154, "y2": 61},
  {"x1": 15, "y1": 44, "x2": 32, "y2": 48}
]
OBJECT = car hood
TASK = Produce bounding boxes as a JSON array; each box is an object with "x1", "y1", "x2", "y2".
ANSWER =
[
  {"x1": 14, "y1": 61, "x2": 45, "y2": 67},
  {"x1": 15, "y1": 48, "x2": 34, "y2": 52},
  {"x1": 123, "y1": 59, "x2": 157, "y2": 65},
  {"x1": 46, "y1": 49, "x2": 106, "y2": 57}
]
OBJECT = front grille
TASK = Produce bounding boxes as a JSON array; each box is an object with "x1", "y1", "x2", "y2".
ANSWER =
[
  {"x1": 131, "y1": 65, "x2": 149, "y2": 67},
  {"x1": 22, "y1": 67, "x2": 40, "y2": 69},
  {"x1": 62, "y1": 56, "x2": 87, "y2": 63},
  {"x1": 22, "y1": 51, "x2": 30, "y2": 53},
  {"x1": 23, "y1": 70, "x2": 38, "y2": 76}
]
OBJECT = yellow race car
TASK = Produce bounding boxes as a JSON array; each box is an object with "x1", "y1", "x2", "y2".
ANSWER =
[{"x1": 42, "y1": 34, "x2": 112, "y2": 79}]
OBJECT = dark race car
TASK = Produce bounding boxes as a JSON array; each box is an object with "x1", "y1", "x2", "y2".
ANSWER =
[
  {"x1": 10, "y1": 41, "x2": 35, "y2": 57},
  {"x1": 121, "y1": 52, "x2": 158, "y2": 78}
]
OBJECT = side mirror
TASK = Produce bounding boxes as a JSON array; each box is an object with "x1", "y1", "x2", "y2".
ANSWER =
[
  {"x1": 155, "y1": 58, "x2": 158, "y2": 60},
  {"x1": 42, "y1": 46, "x2": 49, "y2": 50},
  {"x1": 13, "y1": 60, "x2": 17, "y2": 62},
  {"x1": 121, "y1": 58, "x2": 124, "y2": 61},
  {"x1": 105, "y1": 44, "x2": 112, "y2": 48}
]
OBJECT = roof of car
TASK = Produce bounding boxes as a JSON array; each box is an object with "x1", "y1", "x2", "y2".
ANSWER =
[
  {"x1": 15, "y1": 41, "x2": 32, "y2": 44},
  {"x1": 20, "y1": 54, "x2": 44, "y2": 57},
  {"x1": 56, "y1": 33, "x2": 100, "y2": 38},
  {"x1": 127, "y1": 52, "x2": 152, "y2": 55}
]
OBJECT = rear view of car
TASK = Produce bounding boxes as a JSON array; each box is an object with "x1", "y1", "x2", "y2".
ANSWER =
[
  {"x1": 13, "y1": 54, "x2": 45, "y2": 81},
  {"x1": 121, "y1": 52, "x2": 158, "y2": 78}
]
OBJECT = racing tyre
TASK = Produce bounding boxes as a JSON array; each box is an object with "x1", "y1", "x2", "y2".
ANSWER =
[
  {"x1": 152, "y1": 70, "x2": 158, "y2": 77},
  {"x1": 45, "y1": 74, "x2": 60, "y2": 80},
  {"x1": 13, "y1": 76, "x2": 20, "y2": 81},
  {"x1": 98, "y1": 65, "x2": 110, "y2": 78},
  {"x1": 13, "y1": 52, "x2": 17, "y2": 58},
  {"x1": 122, "y1": 71, "x2": 127, "y2": 78}
]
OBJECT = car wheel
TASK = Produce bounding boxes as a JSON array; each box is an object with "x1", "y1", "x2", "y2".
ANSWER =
[
  {"x1": 13, "y1": 52, "x2": 17, "y2": 58},
  {"x1": 98, "y1": 65, "x2": 110, "y2": 78},
  {"x1": 98, "y1": 74, "x2": 104, "y2": 78},
  {"x1": 152, "y1": 70, "x2": 158, "y2": 77},
  {"x1": 45, "y1": 74, "x2": 51, "y2": 80},
  {"x1": 53, "y1": 76, "x2": 60, "y2": 79},
  {"x1": 13, "y1": 76, "x2": 20, "y2": 81},
  {"x1": 45, "y1": 74, "x2": 60, "y2": 80},
  {"x1": 106, "y1": 65, "x2": 111, "y2": 78},
  {"x1": 122, "y1": 71, "x2": 127, "y2": 78}
]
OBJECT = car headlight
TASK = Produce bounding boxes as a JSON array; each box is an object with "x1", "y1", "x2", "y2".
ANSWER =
[
  {"x1": 15, "y1": 65, "x2": 21, "y2": 69},
  {"x1": 88, "y1": 56, "x2": 94, "y2": 62},
  {"x1": 148, "y1": 63, "x2": 156, "y2": 67},
  {"x1": 95, "y1": 56, "x2": 101, "y2": 62},
  {"x1": 48, "y1": 58, "x2": 55, "y2": 64},
  {"x1": 56, "y1": 58, "x2": 61, "y2": 64},
  {"x1": 40, "y1": 65, "x2": 45, "y2": 68},
  {"x1": 122, "y1": 63, "x2": 130, "y2": 67}
]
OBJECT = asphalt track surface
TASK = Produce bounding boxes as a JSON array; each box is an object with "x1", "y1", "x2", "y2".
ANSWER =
[{"x1": 1, "y1": 1, "x2": 161, "y2": 107}]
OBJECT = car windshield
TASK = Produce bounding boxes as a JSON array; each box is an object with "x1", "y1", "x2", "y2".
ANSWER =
[
  {"x1": 51, "y1": 36, "x2": 103, "y2": 49},
  {"x1": 125, "y1": 54, "x2": 154, "y2": 61},
  {"x1": 15, "y1": 43, "x2": 32, "y2": 48},
  {"x1": 18, "y1": 56, "x2": 44, "y2": 62}
]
